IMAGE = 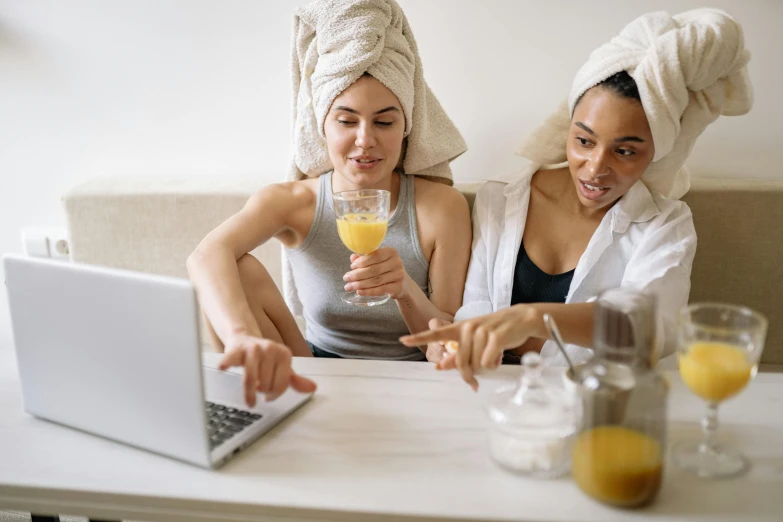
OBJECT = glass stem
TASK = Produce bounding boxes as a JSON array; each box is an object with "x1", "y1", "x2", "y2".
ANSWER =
[{"x1": 699, "y1": 402, "x2": 720, "y2": 454}]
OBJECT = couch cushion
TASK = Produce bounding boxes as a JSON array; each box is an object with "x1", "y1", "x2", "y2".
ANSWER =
[
  {"x1": 63, "y1": 178, "x2": 279, "y2": 284},
  {"x1": 682, "y1": 179, "x2": 783, "y2": 364}
]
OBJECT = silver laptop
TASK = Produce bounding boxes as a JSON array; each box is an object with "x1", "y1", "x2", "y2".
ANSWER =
[{"x1": 3, "y1": 254, "x2": 313, "y2": 469}]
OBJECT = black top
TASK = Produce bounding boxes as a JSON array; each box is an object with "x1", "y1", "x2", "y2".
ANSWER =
[{"x1": 511, "y1": 241, "x2": 575, "y2": 305}]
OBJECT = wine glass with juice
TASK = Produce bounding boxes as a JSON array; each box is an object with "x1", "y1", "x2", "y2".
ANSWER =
[
  {"x1": 673, "y1": 303, "x2": 767, "y2": 478},
  {"x1": 333, "y1": 189, "x2": 391, "y2": 306}
]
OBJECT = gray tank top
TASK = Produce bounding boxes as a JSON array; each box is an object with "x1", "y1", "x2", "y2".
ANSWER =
[{"x1": 285, "y1": 173, "x2": 429, "y2": 360}]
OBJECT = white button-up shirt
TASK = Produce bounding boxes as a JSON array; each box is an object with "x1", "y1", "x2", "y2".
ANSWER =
[{"x1": 455, "y1": 162, "x2": 697, "y2": 366}]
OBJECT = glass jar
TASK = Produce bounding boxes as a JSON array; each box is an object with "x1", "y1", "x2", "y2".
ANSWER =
[
  {"x1": 571, "y1": 288, "x2": 668, "y2": 508},
  {"x1": 486, "y1": 352, "x2": 577, "y2": 478}
]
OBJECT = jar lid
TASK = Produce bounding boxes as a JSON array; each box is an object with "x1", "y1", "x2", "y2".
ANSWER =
[{"x1": 487, "y1": 352, "x2": 575, "y2": 430}]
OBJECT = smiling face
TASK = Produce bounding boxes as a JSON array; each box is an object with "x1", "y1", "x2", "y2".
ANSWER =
[
  {"x1": 324, "y1": 74, "x2": 405, "y2": 190},
  {"x1": 566, "y1": 86, "x2": 655, "y2": 210}
]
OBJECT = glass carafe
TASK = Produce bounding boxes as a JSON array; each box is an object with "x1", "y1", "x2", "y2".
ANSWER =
[{"x1": 571, "y1": 289, "x2": 668, "y2": 508}]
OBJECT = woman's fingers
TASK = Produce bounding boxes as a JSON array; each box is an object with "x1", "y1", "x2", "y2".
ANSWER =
[
  {"x1": 343, "y1": 263, "x2": 386, "y2": 283},
  {"x1": 347, "y1": 270, "x2": 396, "y2": 291},
  {"x1": 481, "y1": 331, "x2": 504, "y2": 369},
  {"x1": 423, "y1": 318, "x2": 450, "y2": 360},
  {"x1": 290, "y1": 372, "x2": 318, "y2": 393},
  {"x1": 429, "y1": 317, "x2": 447, "y2": 330},
  {"x1": 243, "y1": 346, "x2": 262, "y2": 407},
  {"x1": 436, "y1": 352, "x2": 457, "y2": 370},
  {"x1": 256, "y1": 345, "x2": 275, "y2": 394},
  {"x1": 400, "y1": 323, "x2": 459, "y2": 347},
  {"x1": 344, "y1": 265, "x2": 402, "y2": 290},
  {"x1": 218, "y1": 347, "x2": 245, "y2": 371},
  {"x1": 455, "y1": 355, "x2": 478, "y2": 391},
  {"x1": 218, "y1": 338, "x2": 304, "y2": 408},
  {"x1": 426, "y1": 342, "x2": 447, "y2": 363},
  {"x1": 456, "y1": 327, "x2": 478, "y2": 391},
  {"x1": 472, "y1": 327, "x2": 487, "y2": 370},
  {"x1": 356, "y1": 283, "x2": 399, "y2": 296},
  {"x1": 264, "y1": 361, "x2": 290, "y2": 402},
  {"x1": 348, "y1": 248, "x2": 394, "y2": 268},
  {"x1": 345, "y1": 248, "x2": 401, "y2": 282}
]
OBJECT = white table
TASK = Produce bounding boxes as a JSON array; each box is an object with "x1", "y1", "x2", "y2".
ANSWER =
[{"x1": 1, "y1": 349, "x2": 782, "y2": 522}]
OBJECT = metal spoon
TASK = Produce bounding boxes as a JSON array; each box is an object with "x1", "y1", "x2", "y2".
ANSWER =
[{"x1": 543, "y1": 313, "x2": 580, "y2": 381}]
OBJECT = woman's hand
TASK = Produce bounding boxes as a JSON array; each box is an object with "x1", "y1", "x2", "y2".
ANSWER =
[
  {"x1": 400, "y1": 305, "x2": 544, "y2": 390},
  {"x1": 343, "y1": 248, "x2": 409, "y2": 299},
  {"x1": 423, "y1": 318, "x2": 451, "y2": 363},
  {"x1": 219, "y1": 334, "x2": 317, "y2": 407}
]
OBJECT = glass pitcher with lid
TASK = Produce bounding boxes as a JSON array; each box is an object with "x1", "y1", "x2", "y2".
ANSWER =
[{"x1": 571, "y1": 288, "x2": 668, "y2": 507}]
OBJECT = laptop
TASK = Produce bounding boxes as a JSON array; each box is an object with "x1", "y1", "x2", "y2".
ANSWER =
[{"x1": 3, "y1": 254, "x2": 313, "y2": 469}]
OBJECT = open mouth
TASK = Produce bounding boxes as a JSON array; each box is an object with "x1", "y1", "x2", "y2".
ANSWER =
[
  {"x1": 350, "y1": 158, "x2": 382, "y2": 170},
  {"x1": 579, "y1": 180, "x2": 610, "y2": 200}
]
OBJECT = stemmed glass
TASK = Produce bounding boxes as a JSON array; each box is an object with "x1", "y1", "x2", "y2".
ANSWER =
[
  {"x1": 333, "y1": 189, "x2": 390, "y2": 306},
  {"x1": 673, "y1": 303, "x2": 767, "y2": 478}
]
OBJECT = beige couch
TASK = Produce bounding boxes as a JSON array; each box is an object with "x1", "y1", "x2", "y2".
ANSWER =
[{"x1": 62, "y1": 177, "x2": 783, "y2": 367}]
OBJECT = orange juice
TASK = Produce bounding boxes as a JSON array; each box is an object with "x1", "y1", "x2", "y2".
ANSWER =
[
  {"x1": 336, "y1": 213, "x2": 388, "y2": 255},
  {"x1": 572, "y1": 426, "x2": 662, "y2": 507},
  {"x1": 678, "y1": 342, "x2": 752, "y2": 403}
]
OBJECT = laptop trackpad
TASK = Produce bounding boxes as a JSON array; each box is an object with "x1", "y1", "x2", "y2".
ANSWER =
[{"x1": 203, "y1": 368, "x2": 248, "y2": 407}]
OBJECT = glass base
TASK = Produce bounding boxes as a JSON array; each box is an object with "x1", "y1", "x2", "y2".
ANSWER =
[
  {"x1": 341, "y1": 291, "x2": 390, "y2": 307},
  {"x1": 672, "y1": 441, "x2": 750, "y2": 479}
]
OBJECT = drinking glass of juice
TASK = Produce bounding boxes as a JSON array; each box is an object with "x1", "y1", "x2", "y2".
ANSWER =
[
  {"x1": 333, "y1": 189, "x2": 390, "y2": 306},
  {"x1": 674, "y1": 303, "x2": 767, "y2": 478}
]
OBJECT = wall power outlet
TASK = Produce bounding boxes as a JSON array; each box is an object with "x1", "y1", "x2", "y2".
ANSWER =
[{"x1": 20, "y1": 227, "x2": 70, "y2": 261}]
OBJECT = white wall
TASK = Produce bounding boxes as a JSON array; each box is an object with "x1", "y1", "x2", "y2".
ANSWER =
[{"x1": 1, "y1": 0, "x2": 781, "y2": 349}]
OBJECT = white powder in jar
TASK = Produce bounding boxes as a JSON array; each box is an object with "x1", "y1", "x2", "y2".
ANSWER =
[{"x1": 488, "y1": 425, "x2": 575, "y2": 478}]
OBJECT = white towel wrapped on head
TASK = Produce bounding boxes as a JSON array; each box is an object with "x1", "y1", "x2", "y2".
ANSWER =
[
  {"x1": 289, "y1": 0, "x2": 467, "y2": 183},
  {"x1": 517, "y1": 8, "x2": 753, "y2": 200}
]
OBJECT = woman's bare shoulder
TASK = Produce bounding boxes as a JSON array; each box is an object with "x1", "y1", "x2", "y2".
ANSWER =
[
  {"x1": 412, "y1": 177, "x2": 470, "y2": 227},
  {"x1": 413, "y1": 177, "x2": 468, "y2": 206},
  {"x1": 248, "y1": 178, "x2": 318, "y2": 212}
]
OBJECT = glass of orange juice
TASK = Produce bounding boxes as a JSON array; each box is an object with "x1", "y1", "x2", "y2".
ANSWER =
[
  {"x1": 674, "y1": 303, "x2": 767, "y2": 478},
  {"x1": 333, "y1": 189, "x2": 390, "y2": 306}
]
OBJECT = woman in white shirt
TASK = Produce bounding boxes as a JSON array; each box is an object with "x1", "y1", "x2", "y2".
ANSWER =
[{"x1": 402, "y1": 8, "x2": 753, "y2": 390}]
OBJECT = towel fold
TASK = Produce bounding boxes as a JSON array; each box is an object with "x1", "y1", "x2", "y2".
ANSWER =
[
  {"x1": 289, "y1": 0, "x2": 466, "y2": 183},
  {"x1": 517, "y1": 8, "x2": 753, "y2": 199}
]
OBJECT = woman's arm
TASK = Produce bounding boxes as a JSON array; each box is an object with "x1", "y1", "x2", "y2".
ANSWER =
[
  {"x1": 400, "y1": 302, "x2": 594, "y2": 389},
  {"x1": 397, "y1": 185, "x2": 472, "y2": 333},
  {"x1": 417, "y1": 181, "x2": 498, "y2": 363},
  {"x1": 186, "y1": 182, "x2": 311, "y2": 353},
  {"x1": 186, "y1": 182, "x2": 317, "y2": 406}
]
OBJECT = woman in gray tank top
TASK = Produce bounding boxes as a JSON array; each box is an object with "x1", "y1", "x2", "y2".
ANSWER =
[{"x1": 187, "y1": 0, "x2": 471, "y2": 406}]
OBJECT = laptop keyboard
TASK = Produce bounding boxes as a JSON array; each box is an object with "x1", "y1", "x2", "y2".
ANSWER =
[{"x1": 205, "y1": 401, "x2": 263, "y2": 449}]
